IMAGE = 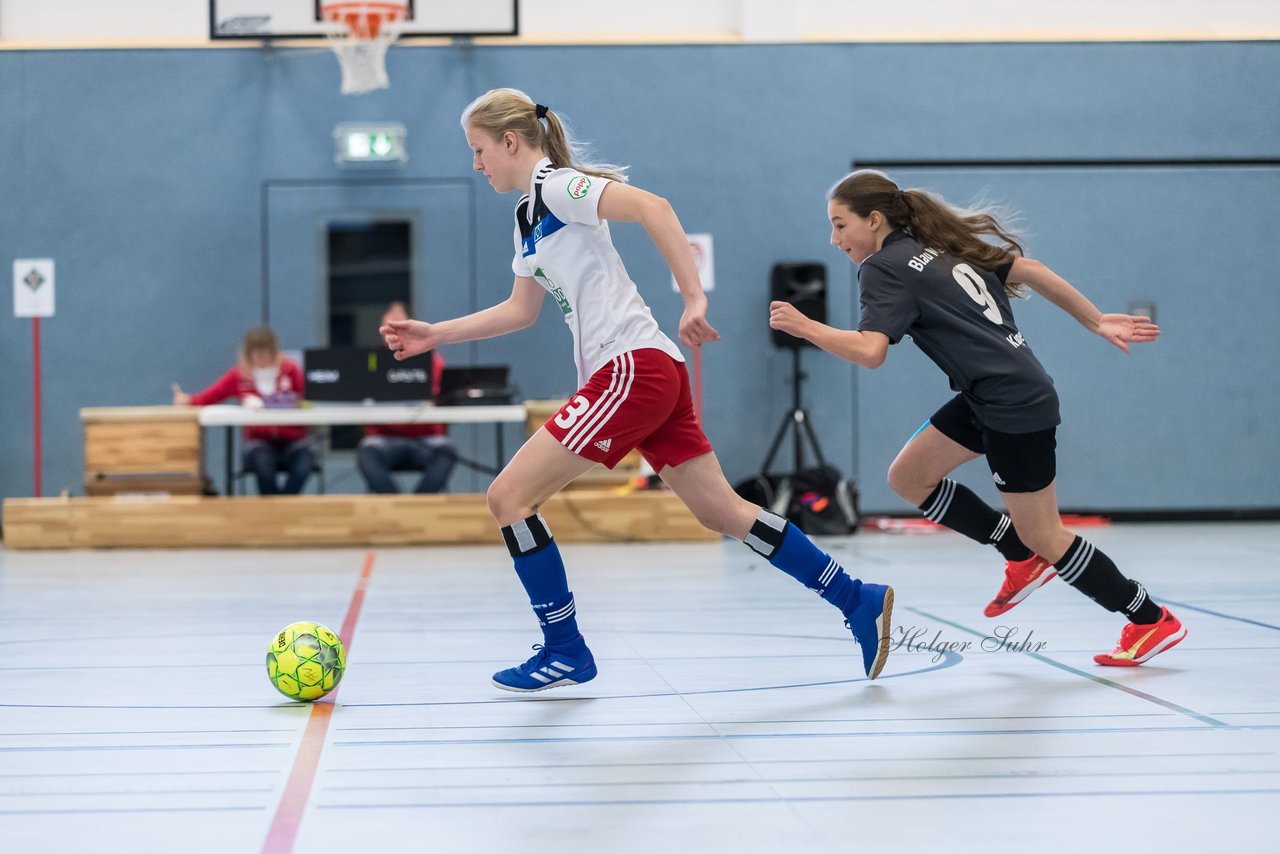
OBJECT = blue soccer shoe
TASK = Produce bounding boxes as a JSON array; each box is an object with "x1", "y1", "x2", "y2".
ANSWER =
[
  {"x1": 492, "y1": 644, "x2": 598, "y2": 693},
  {"x1": 845, "y1": 583, "x2": 894, "y2": 679}
]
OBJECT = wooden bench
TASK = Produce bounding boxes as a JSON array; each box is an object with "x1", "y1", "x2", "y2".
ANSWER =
[
  {"x1": 1, "y1": 491, "x2": 718, "y2": 549},
  {"x1": 81, "y1": 406, "x2": 204, "y2": 496}
]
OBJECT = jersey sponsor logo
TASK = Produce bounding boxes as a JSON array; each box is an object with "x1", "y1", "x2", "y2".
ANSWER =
[
  {"x1": 908, "y1": 247, "x2": 940, "y2": 272},
  {"x1": 567, "y1": 176, "x2": 592, "y2": 199},
  {"x1": 1006, "y1": 331, "x2": 1026, "y2": 348},
  {"x1": 534, "y1": 266, "x2": 574, "y2": 317},
  {"x1": 593, "y1": 438, "x2": 612, "y2": 453}
]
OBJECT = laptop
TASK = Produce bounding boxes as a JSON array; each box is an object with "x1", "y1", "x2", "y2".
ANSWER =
[
  {"x1": 303, "y1": 347, "x2": 434, "y2": 402},
  {"x1": 437, "y1": 365, "x2": 512, "y2": 406}
]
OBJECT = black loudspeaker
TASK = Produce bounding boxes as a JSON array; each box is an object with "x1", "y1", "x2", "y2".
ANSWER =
[{"x1": 770, "y1": 262, "x2": 827, "y2": 349}]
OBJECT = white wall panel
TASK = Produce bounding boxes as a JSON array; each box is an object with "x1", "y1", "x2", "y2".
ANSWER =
[{"x1": 2, "y1": 1, "x2": 1278, "y2": 43}]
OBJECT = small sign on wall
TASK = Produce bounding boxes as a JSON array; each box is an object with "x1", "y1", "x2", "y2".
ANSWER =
[
  {"x1": 14, "y1": 259, "x2": 55, "y2": 317},
  {"x1": 673, "y1": 234, "x2": 715, "y2": 293}
]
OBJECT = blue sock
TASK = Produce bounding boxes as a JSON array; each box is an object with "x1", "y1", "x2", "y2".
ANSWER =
[
  {"x1": 743, "y1": 508, "x2": 862, "y2": 615},
  {"x1": 531, "y1": 590, "x2": 585, "y2": 653},
  {"x1": 502, "y1": 514, "x2": 588, "y2": 656}
]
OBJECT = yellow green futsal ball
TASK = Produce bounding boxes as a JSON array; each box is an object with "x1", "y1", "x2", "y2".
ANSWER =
[{"x1": 266, "y1": 621, "x2": 346, "y2": 702}]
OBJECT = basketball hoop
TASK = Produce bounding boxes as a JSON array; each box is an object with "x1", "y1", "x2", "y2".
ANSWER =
[{"x1": 320, "y1": 1, "x2": 409, "y2": 95}]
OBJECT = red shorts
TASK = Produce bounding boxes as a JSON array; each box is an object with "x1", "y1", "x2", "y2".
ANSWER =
[{"x1": 543, "y1": 348, "x2": 713, "y2": 472}]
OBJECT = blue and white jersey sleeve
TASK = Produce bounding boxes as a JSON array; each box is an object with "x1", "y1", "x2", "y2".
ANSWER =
[
  {"x1": 541, "y1": 169, "x2": 612, "y2": 226},
  {"x1": 511, "y1": 221, "x2": 536, "y2": 277}
]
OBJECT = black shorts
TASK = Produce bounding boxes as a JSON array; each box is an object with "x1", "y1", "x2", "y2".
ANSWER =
[{"x1": 928, "y1": 394, "x2": 1056, "y2": 493}]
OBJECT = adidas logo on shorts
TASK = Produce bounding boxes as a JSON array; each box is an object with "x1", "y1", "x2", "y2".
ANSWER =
[
  {"x1": 593, "y1": 438, "x2": 612, "y2": 453},
  {"x1": 992, "y1": 471, "x2": 1006, "y2": 486}
]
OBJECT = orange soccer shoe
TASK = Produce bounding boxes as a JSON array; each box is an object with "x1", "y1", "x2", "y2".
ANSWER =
[
  {"x1": 984, "y1": 555, "x2": 1056, "y2": 617},
  {"x1": 1094, "y1": 607, "x2": 1187, "y2": 666}
]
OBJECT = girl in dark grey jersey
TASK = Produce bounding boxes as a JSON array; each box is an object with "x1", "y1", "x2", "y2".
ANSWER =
[{"x1": 769, "y1": 170, "x2": 1185, "y2": 667}]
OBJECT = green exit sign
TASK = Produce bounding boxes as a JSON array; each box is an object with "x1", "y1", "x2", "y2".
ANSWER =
[{"x1": 334, "y1": 123, "x2": 407, "y2": 164}]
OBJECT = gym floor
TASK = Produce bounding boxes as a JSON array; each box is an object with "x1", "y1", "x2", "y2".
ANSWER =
[{"x1": 1, "y1": 522, "x2": 1276, "y2": 852}]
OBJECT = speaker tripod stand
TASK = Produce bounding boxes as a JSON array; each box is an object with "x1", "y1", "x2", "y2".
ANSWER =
[{"x1": 760, "y1": 347, "x2": 829, "y2": 475}]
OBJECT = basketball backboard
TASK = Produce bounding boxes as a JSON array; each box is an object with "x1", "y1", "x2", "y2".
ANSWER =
[{"x1": 209, "y1": 1, "x2": 519, "y2": 39}]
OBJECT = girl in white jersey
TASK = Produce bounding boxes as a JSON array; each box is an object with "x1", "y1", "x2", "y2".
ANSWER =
[
  {"x1": 770, "y1": 170, "x2": 1185, "y2": 667},
  {"x1": 382, "y1": 89, "x2": 895, "y2": 692}
]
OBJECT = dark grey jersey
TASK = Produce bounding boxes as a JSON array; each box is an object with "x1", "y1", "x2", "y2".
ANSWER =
[{"x1": 857, "y1": 231, "x2": 1060, "y2": 433}]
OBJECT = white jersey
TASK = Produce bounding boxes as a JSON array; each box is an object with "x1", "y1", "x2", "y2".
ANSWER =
[{"x1": 511, "y1": 157, "x2": 684, "y2": 386}]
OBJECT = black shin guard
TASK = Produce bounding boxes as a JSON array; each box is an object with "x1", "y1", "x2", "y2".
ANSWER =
[
  {"x1": 1054, "y1": 536, "x2": 1163, "y2": 624},
  {"x1": 501, "y1": 513, "x2": 553, "y2": 557},
  {"x1": 744, "y1": 508, "x2": 788, "y2": 560},
  {"x1": 919, "y1": 479, "x2": 1033, "y2": 562}
]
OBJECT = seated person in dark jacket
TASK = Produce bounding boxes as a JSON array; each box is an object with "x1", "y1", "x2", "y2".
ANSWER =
[{"x1": 357, "y1": 303, "x2": 457, "y2": 494}]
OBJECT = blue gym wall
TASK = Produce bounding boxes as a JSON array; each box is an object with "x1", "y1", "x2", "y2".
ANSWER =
[{"x1": 2, "y1": 41, "x2": 1278, "y2": 516}]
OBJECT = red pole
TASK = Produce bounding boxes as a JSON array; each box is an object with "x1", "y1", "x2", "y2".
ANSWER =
[{"x1": 33, "y1": 317, "x2": 41, "y2": 497}]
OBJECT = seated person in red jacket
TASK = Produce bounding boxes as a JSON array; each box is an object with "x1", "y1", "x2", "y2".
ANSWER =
[
  {"x1": 172, "y1": 326, "x2": 316, "y2": 495},
  {"x1": 357, "y1": 302, "x2": 457, "y2": 494}
]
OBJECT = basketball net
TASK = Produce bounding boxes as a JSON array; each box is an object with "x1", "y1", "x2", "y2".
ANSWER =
[{"x1": 320, "y1": 2, "x2": 409, "y2": 95}]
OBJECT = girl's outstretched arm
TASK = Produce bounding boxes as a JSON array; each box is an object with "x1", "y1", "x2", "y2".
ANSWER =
[
  {"x1": 382, "y1": 276, "x2": 544, "y2": 359},
  {"x1": 768, "y1": 301, "x2": 890, "y2": 369},
  {"x1": 1009, "y1": 257, "x2": 1160, "y2": 353}
]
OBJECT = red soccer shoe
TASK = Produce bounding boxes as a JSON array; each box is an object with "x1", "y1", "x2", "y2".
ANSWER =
[
  {"x1": 984, "y1": 554, "x2": 1056, "y2": 618},
  {"x1": 1095, "y1": 607, "x2": 1187, "y2": 666}
]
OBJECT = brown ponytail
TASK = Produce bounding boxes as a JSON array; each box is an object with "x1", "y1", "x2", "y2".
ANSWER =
[
  {"x1": 461, "y1": 88, "x2": 627, "y2": 182},
  {"x1": 828, "y1": 170, "x2": 1026, "y2": 296}
]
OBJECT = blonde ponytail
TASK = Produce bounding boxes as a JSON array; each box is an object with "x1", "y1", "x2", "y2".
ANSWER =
[{"x1": 461, "y1": 88, "x2": 627, "y2": 182}]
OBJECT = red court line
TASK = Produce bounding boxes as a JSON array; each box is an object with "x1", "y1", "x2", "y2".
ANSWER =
[{"x1": 262, "y1": 551, "x2": 375, "y2": 854}]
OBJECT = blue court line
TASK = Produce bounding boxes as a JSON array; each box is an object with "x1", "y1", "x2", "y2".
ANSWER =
[
  {"x1": 315, "y1": 787, "x2": 1280, "y2": 809},
  {"x1": 7, "y1": 722, "x2": 1269, "y2": 752},
  {"x1": 334, "y1": 657, "x2": 961, "y2": 710},
  {"x1": 0, "y1": 664, "x2": 293, "y2": 671},
  {"x1": 1160, "y1": 599, "x2": 1280, "y2": 632},
  {"x1": 9, "y1": 643, "x2": 1278, "y2": 674},
  {"x1": 0, "y1": 787, "x2": 275, "y2": 797},
  {"x1": 0, "y1": 728, "x2": 291, "y2": 737},
  {"x1": 0, "y1": 702, "x2": 314, "y2": 710},
  {"x1": 324, "y1": 751, "x2": 1275, "y2": 774},
  {"x1": 0, "y1": 769, "x2": 279, "y2": 779},
  {"x1": 0, "y1": 743, "x2": 290, "y2": 753},
  {"x1": 0, "y1": 806, "x2": 265, "y2": 816},
  {"x1": 906, "y1": 606, "x2": 1230, "y2": 728},
  {"x1": 334, "y1": 711, "x2": 1199, "y2": 733},
  {"x1": 0, "y1": 660, "x2": 957, "y2": 712},
  {"x1": 332, "y1": 724, "x2": 1277, "y2": 748},
  {"x1": 0, "y1": 651, "x2": 930, "y2": 672},
  {"x1": 324, "y1": 767, "x2": 1280, "y2": 792},
  {"x1": 0, "y1": 629, "x2": 283, "y2": 646}
]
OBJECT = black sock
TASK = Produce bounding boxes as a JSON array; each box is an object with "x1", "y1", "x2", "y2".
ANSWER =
[
  {"x1": 1054, "y1": 535, "x2": 1164, "y2": 624},
  {"x1": 919, "y1": 479, "x2": 1034, "y2": 562}
]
